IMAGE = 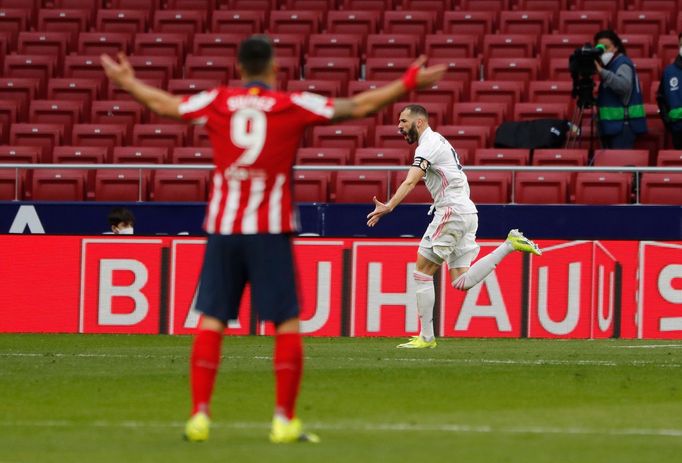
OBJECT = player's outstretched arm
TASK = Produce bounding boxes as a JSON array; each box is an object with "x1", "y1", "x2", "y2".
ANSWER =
[
  {"x1": 101, "y1": 53, "x2": 184, "y2": 120},
  {"x1": 333, "y1": 56, "x2": 446, "y2": 121},
  {"x1": 367, "y1": 166, "x2": 423, "y2": 227}
]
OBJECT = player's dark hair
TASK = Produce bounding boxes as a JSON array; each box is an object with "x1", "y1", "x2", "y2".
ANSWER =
[
  {"x1": 401, "y1": 104, "x2": 429, "y2": 120},
  {"x1": 238, "y1": 35, "x2": 274, "y2": 77},
  {"x1": 108, "y1": 207, "x2": 135, "y2": 227},
  {"x1": 594, "y1": 30, "x2": 627, "y2": 55}
]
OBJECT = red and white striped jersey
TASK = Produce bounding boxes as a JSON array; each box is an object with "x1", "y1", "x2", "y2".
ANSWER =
[{"x1": 179, "y1": 84, "x2": 334, "y2": 234}]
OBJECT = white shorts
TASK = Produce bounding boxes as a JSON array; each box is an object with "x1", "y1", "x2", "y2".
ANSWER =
[{"x1": 418, "y1": 210, "x2": 480, "y2": 269}]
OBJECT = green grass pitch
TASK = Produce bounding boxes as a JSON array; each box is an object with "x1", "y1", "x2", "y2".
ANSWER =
[{"x1": 2, "y1": 335, "x2": 682, "y2": 463}]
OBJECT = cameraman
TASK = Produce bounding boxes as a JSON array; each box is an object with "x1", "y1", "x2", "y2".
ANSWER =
[
  {"x1": 656, "y1": 32, "x2": 682, "y2": 149},
  {"x1": 594, "y1": 30, "x2": 647, "y2": 149}
]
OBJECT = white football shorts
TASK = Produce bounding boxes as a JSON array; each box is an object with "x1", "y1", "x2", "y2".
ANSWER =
[{"x1": 418, "y1": 210, "x2": 480, "y2": 269}]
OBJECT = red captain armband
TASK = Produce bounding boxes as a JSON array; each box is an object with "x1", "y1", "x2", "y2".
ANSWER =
[{"x1": 401, "y1": 63, "x2": 420, "y2": 91}]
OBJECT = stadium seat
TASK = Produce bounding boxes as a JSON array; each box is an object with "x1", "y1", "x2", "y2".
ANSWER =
[
  {"x1": 32, "y1": 169, "x2": 87, "y2": 201},
  {"x1": 617, "y1": 11, "x2": 667, "y2": 39},
  {"x1": 482, "y1": 34, "x2": 535, "y2": 60},
  {"x1": 486, "y1": 58, "x2": 540, "y2": 83},
  {"x1": 574, "y1": 0, "x2": 623, "y2": 10},
  {"x1": 427, "y1": 58, "x2": 480, "y2": 90},
  {"x1": 283, "y1": 0, "x2": 335, "y2": 13},
  {"x1": 0, "y1": 145, "x2": 41, "y2": 164},
  {"x1": 112, "y1": 146, "x2": 167, "y2": 164},
  {"x1": 467, "y1": 171, "x2": 512, "y2": 203},
  {"x1": 78, "y1": 32, "x2": 131, "y2": 56},
  {"x1": 382, "y1": 11, "x2": 435, "y2": 38},
  {"x1": 499, "y1": 11, "x2": 552, "y2": 35},
  {"x1": 17, "y1": 32, "x2": 70, "y2": 61},
  {"x1": 532, "y1": 149, "x2": 588, "y2": 166},
  {"x1": 514, "y1": 172, "x2": 570, "y2": 204},
  {"x1": 107, "y1": 0, "x2": 160, "y2": 10},
  {"x1": 424, "y1": 34, "x2": 476, "y2": 59},
  {"x1": 452, "y1": 103, "x2": 506, "y2": 128},
  {"x1": 270, "y1": 33, "x2": 305, "y2": 57},
  {"x1": 28, "y1": 100, "x2": 83, "y2": 143},
  {"x1": 96, "y1": 9, "x2": 149, "y2": 34},
  {"x1": 470, "y1": 81, "x2": 525, "y2": 115},
  {"x1": 620, "y1": 34, "x2": 652, "y2": 58},
  {"x1": 4, "y1": 55, "x2": 56, "y2": 97},
  {"x1": 592, "y1": 149, "x2": 649, "y2": 166},
  {"x1": 305, "y1": 57, "x2": 359, "y2": 94},
  {"x1": 547, "y1": 58, "x2": 574, "y2": 82},
  {"x1": 167, "y1": 79, "x2": 220, "y2": 96},
  {"x1": 108, "y1": 78, "x2": 163, "y2": 102},
  {"x1": 334, "y1": 171, "x2": 389, "y2": 203},
  {"x1": 657, "y1": 34, "x2": 680, "y2": 68},
  {"x1": 183, "y1": 55, "x2": 233, "y2": 83},
  {"x1": 153, "y1": 170, "x2": 207, "y2": 201},
  {"x1": 293, "y1": 171, "x2": 331, "y2": 202},
  {"x1": 442, "y1": 12, "x2": 494, "y2": 49},
  {"x1": 513, "y1": 102, "x2": 568, "y2": 121},
  {"x1": 189, "y1": 125, "x2": 210, "y2": 147},
  {"x1": 192, "y1": 33, "x2": 242, "y2": 57},
  {"x1": 640, "y1": 172, "x2": 682, "y2": 204},
  {"x1": 389, "y1": 101, "x2": 447, "y2": 128},
  {"x1": 373, "y1": 125, "x2": 406, "y2": 148},
  {"x1": 390, "y1": 172, "x2": 432, "y2": 203},
  {"x1": 631, "y1": 58, "x2": 660, "y2": 99},
  {"x1": 127, "y1": 55, "x2": 177, "y2": 86},
  {"x1": 558, "y1": 11, "x2": 611, "y2": 34},
  {"x1": 656, "y1": 150, "x2": 682, "y2": 166},
  {"x1": 410, "y1": 81, "x2": 462, "y2": 116},
  {"x1": 539, "y1": 34, "x2": 592, "y2": 74},
  {"x1": 311, "y1": 125, "x2": 366, "y2": 150},
  {"x1": 0, "y1": 168, "x2": 22, "y2": 200},
  {"x1": 364, "y1": 58, "x2": 413, "y2": 82},
  {"x1": 459, "y1": 0, "x2": 510, "y2": 11},
  {"x1": 53, "y1": 146, "x2": 108, "y2": 164},
  {"x1": 166, "y1": 0, "x2": 213, "y2": 9},
  {"x1": 0, "y1": 8, "x2": 29, "y2": 50},
  {"x1": 296, "y1": 147, "x2": 350, "y2": 165},
  {"x1": 631, "y1": 0, "x2": 681, "y2": 14},
  {"x1": 474, "y1": 148, "x2": 530, "y2": 165},
  {"x1": 10, "y1": 123, "x2": 62, "y2": 162},
  {"x1": 439, "y1": 125, "x2": 490, "y2": 152},
  {"x1": 133, "y1": 33, "x2": 187, "y2": 67},
  {"x1": 37, "y1": 9, "x2": 89, "y2": 46},
  {"x1": 0, "y1": 100, "x2": 19, "y2": 143},
  {"x1": 307, "y1": 34, "x2": 361, "y2": 58},
  {"x1": 273, "y1": 56, "x2": 301, "y2": 82},
  {"x1": 0, "y1": 78, "x2": 38, "y2": 121},
  {"x1": 46, "y1": 78, "x2": 99, "y2": 113},
  {"x1": 401, "y1": 0, "x2": 452, "y2": 26},
  {"x1": 211, "y1": 11, "x2": 264, "y2": 35},
  {"x1": 269, "y1": 10, "x2": 320, "y2": 35},
  {"x1": 528, "y1": 81, "x2": 573, "y2": 106},
  {"x1": 221, "y1": 0, "x2": 274, "y2": 11},
  {"x1": 72, "y1": 124, "x2": 127, "y2": 152},
  {"x1": 152, "y1": 10, "x2": 205, "y2": 36},
  {"x1": 355, "y1": 147, "x2": 409, "y2": 166},
  {"x1": 171, "y1": 147, "x2": 213, "y2": 164},
  {"x1": 340, "y1": 0, "x2": 395, "y2": 9},
  {"x1": 574, "y1": 172, "x2": 632, "y2": 204},
  {"x1": 95, "y1": 169, "x2": 147, "y2": 202},
  {"x1": 514, "y1": 0, "x2": 565, "y2": 8},
  {"x1": 132, "y1": 124, "x2": 188, "y2": 148},
  {"x1": 366, "y1": 34, "x2": 419, "y2": 59},
  {"x1": 63, "y1": 56, "x2": 107, "y2": 88},
  {"x1": 287, "y1": 80, "x2": 340, "y2": 98},
  {"x1": 325, "y1": 10, "x2": 379, "y2": 39}
]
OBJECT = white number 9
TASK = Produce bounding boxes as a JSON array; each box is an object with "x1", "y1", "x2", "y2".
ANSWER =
[{"x1": 231, "y1": 108, "x2": 266, "y2": 165}]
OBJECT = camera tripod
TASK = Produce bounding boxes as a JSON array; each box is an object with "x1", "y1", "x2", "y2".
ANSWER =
[{"x1": 565, "y1": 103, "x2": 599, "y2": 152}]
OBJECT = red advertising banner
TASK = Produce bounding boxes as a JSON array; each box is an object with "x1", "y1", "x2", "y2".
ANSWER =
[{"x1": 638, "y1": 242, "x2": 682, "y2": 339}]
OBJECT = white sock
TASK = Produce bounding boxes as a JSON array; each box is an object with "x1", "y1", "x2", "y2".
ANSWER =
[
  {"x1": 452, "y1": 242, "x2": 513, "y2": 290},
  {"x1": 413, "y1": 270, "x2": 435, "y2": 341}
]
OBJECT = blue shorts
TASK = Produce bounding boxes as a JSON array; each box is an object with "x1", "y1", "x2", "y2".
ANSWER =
[{"x1": 195, "y1": 234, "x2": 300, "y2": 325}]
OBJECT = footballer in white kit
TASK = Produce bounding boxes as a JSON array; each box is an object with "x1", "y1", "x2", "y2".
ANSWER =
[{"x1": 367, "y1": 104, "x2": 542, "y2": 349}]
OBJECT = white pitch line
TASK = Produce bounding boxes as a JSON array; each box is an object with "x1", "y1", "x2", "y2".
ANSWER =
[
  {"x1": 613, "y1": 345, "x2": 682, "y2": 349},
  {"x1": 1, "y1": 419, "x2": 681, "y2": 438}
]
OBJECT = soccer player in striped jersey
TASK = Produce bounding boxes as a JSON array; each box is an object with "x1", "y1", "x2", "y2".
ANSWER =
[
  {"x1": 367, "y1": 104, "x2": 542, "y2": 349},
  {"x1": 101, "y1": 36, "x2": 446, "y2": 443}
]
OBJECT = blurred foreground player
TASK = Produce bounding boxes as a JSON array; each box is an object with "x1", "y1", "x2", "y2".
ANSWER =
[
  {"x1": 101, "y1": 36, "x2": 446, "y2": 443},
  {"x1": 367, "y1": 105, "x2": 542, "y2": 349}
]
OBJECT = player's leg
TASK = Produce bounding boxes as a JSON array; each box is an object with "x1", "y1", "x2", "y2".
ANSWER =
[
  {"x1": 185, "y1": 235, "x2": 246, "y2": 442},
  {"x1": 247, "y1": 234, "x2": 318, "y2": 443}
]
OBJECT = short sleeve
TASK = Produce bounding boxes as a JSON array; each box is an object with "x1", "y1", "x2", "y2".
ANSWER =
[
  {"x1": 289, "y1": 92, "x2": 335, "y2": 125},
  {"x1": 178, "y1": 89, "x2": 220, "y2": 125}
]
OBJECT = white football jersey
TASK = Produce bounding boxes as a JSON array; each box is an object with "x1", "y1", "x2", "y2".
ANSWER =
[{"x1": 411, "y1": 127, "x2": 478, "y2": 214}]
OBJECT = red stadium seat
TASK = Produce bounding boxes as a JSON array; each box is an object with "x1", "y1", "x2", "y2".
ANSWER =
[
  {"x1": 640, "y1": 173, "x2": 682, "y2": 204},
  {"x1": 365, "y1": 58, "x2": 415, "y2": 82},
  {"x1": 390, "y1": 171, "x2": 432, "y2": 203},
  {"x1": 474, "y1": 148, "x2": 529, "y2": 165},
  {"x1": 283, "y1": 0, "x2": 334, "y2": 12},
  {"x1": 616, "y1": 11, "x2": 668, "y2": 39},
  {"x1": 91, "y1": 100, "x2": 145, "y2": 130},
  {"x1": 273, "y1": 56, "x2": 301, "y2": 82},
  {"x1": 221, "y1": 0, "x2": 274, "y2": 11},
  {"x1": 53, "y1": 146, "x2": 108, "y2": 164},
  {"x1": 152, "y1": 10, "x2": 205, "y2": 36},
  {"x1": 467, "y1": 171, "x2": 512, "y2": 203},
  {"x1": 108, "y1": 78, "x2": 162, "y2": 101},
  {"x1": 539, "y1": 34, "x2": 592, "y2": 74},
  {"x1": 513, "y1": 102, "x2": 568, "y2": 121},
  {"x1": 10, "y1": 123, "x2": 62, "y2": 162},
  {"x1": 167, "y1": 0, "x2": 213, "y2": 9},
  {"x1": 657, "y1": 34, "x2": 680, "y2": 68},
  {"x1": 390, "y1": 101, "x2": 447, "y2": 128},
  {"x1": 470, "y1": 81, "x2": 525, "y2": 115},
  {"x1": 72, "y1": 124, "x2": 127, "y2": 151},
  {"x1": 348, "y1": 80, "x2": 392, "y2": 96},
  {"x1": 183, "y1": 56, "x2": 234, "y2": 83},
  {"x1": 334, "y1": 171, "x2": 390, "y2": 203},
  {"x1": 171, "y1": 147, "x2": 214, "y2": 164},
  {"x1": 63, "y1": 56, "x2": 107, "y2": 88},
  {"x1": 366, "y1": 34, "x2": 419, "y2": 59},
  {"x1": 167, "y1": 79, "x2": 219, "y2": 96},
  {"x1": 442, "y1": 12, "x2": 494, "y2": 47},
  {"x1": 620, "y1": 34, "x2": 652, "y2": 58},
  {"x1": 78, "y1": 32, "x2": 131, "y2": 55},
  {"x1": 499, "y1": 11, "x2": 552, "y2": 35},
  {"x1": 382, "y1": 11, "x2": 435, "y2": 39},
  {"x1": 439, "y1": 125, "x2": 490, "y2": 151},
  {"x1": 532, "y1": 149, "x2": 588, "y2": 166},
  {"x1": 656, "y1": 150, "x2": 682, "y2": 166},
  {"x1": 270, "y1": 33, "x2": 305, "y2": 57},
  {"x1": 487, "y1": 58, "x2": 540, "y2": 83},
  {"x1": 37, "y1": 9, "x2": 89, "y2": 47},
  {"x1": 189, "y1": 125, "x2": 210, "y2": 147},
  {"x1": 592, "y1": 149, "x2": 649, "y2": 166},
  {"x1": 0, "y1": 8, "x2": 30, "y2": 50},
  {"x1": 192, "y1": 33, "x2": 243, "y2": 57},
  {"x1": 483, "y1": 34, "x2": 535, "y2": 60},
  {"x1": 373, "y1": 125, "x2": 406, "y2": 148},
  {"x1": 211, "y1": 11, "x2": 264, "y2": 35},
  {"x1": 515, "y1": 172, "x2": 570, "y2": 204},
  {"x1": 340, "y1": 0, "x2": 395, "y2": 9},
  {"x1": 429, "y1": 58, "x2": 481, "y2": 89},
  {"x1": 0, "y1": 145, "x2": 41, "y2": 164},
  {"x1": 4, "y1": 55, "x2": 56, "y2": 97},
  {"x1": 424, "y1": 34, "x2": 476, "y2": 59},
  {"x1": 631, "y1": 58, "x2": 660, "y2": 99},
  {"x1": 107, "y1": 0, "x2": 160, "y2": 10},
  {"x1": 112, "y1": 146, "x2": 167, "y2": 164},
  {"x1": 0, "y1": 79, "x2": 37, "y2": 121},
  {"x1": 631, "y1": 0, "x2": 681, "y2": 14},
  {"x1": 528, "y1": 81, "x2": 572, "y2": 106},
  {"x1": 95, "y1": 169, "x2": 147, "y2": 202},
  {"x1": 305, "y1": 57, "x2": 359, "y2": 93},
  {"x1": 307, "y1": 34, "x2": 361, "y2": 58},
  {"x1": 311, "y1": 125, "x2": 366, "y2": 150},
  {"x1": 326, "y1": 10, "x2": 380, "y2": 39},
  {"x1": 133, "y1": 33, "x2": 187, "y2": 67},
  {"x1": 355, "y1": 147, "x2": 409, "y2": 166},
  {"x1": 516, "y1": 0, "x2": 567, "y2": 10},
  {"x1": 558, "y1": 11, "x2": 612, "y2": 34},
  {"x1": 293, "y1": 171, "x2": 331, "y2": 202},
  {"x1": 287, "y1": 80, "x2": 340, "y2": 98},
  {"x1": 269, "y1": 10, "x2": 320, "y2": 35},
  {"x1": 574, "y1": 0, "x2": 624, "y2": 10},
  {"x1": 127, "y1": 55, "x2": 177, "y2": 86},
  {"x1": 459, "y1": 0, "x2": 510, "y2": 10},
  {"x1": 411, "y1": 81, "x2": 463, "y2": 117},
  {"x1": 18, "y1": 32, "x2": 70, "y2": 61},
  {"x1": 0, "y1": 168, "x2": 22, "y2": 200},
  {"x1": 46, "y1": 78, "x2": 99, "y2": 113},
  {"x1": 0, "y1": 100, "x2": 19, "y2": 143},
  {"x1": 547, "y1": 58, "x2": 573, "y2": 81},
  {"x1": 574, "y1": 172, "x2": 632, "y2": 204},
  {"x1": 296, "y1": 147, "x2": 350, "y2": 165},
  {"x1": 153, "y1": 170, "x2": 207, "y2": 201},
  {"x1": 132, "y1": 124, "x2": 188, "y2": 148},
  {"x1": 28, "y1": 100, "x2": 83, "y2": 143},
  {"x1": 96, "y1": 9, "x2": 149, "y2": 34},
  {"x1": 32, "y1": 169, "x2": 86, "y2": 201},
  {"x1": 452, "y1": 103, "x2": 506, "y2": 128}
]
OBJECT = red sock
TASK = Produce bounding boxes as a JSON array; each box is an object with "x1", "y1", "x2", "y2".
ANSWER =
[
  {"x1": 190, "y1": 329, "x2": 223, "y2": 416},
  {"x1": 273, "y1": 333, "x2": 303, "y2": 420}
]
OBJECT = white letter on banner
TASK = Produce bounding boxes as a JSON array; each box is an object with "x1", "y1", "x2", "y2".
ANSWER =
[
  {"x1": 367, "y1": 262, "x2": 418, "y2": 333},
  {"x1": 9, "y1": 205, "x2": 45, "y2": 234},
  {"x1": 301, "y1": 261, "x2": 331, "y2": 334},
  {"x1": 658, "y1": 264, "x2": 682, "y2": 332},
  {"x1": 537, "y1": 263, "x2": 581, "y2": 335},
  {"x1": 455, "y1": 273, "x2": 511, "y2": 332},
  {"x1": 597, "y1": 265, "x2": 614, "y2": 332},
  {"x1": 184, "y1": 283, "x2": 241, "y2": 329},
  {"x1": 98, "y1": 259, "x2": 149, "y2": 326}
]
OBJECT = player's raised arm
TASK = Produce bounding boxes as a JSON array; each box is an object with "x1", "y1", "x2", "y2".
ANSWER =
[
  {"x1": 101, "y1": 52, "x2": 184, "y2": 120},
  {"x1": 367, "y1": 166, "x2": 424, "y2": 227},
  {"x1": 332, "y1": 56, "x2": 446, "y2": 121}
]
